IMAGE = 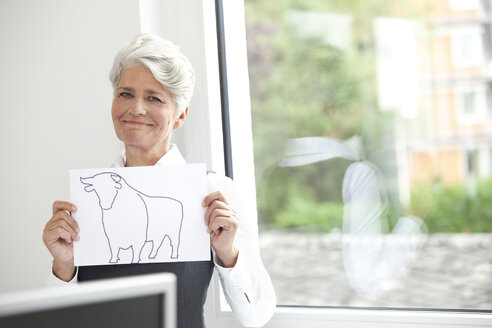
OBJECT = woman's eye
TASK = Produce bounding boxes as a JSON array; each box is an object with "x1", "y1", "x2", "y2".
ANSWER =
[
  {"x1": 119, "y1": 92, "x2": 132, "y2": 98},
  {"x1": 149, "y1": 96, "x2": 162, "y2": 103}
]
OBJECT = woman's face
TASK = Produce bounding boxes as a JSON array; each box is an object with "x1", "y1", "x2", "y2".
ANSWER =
[{"x1": 111, "y1": 65, "x2": 185, "y2": 154}]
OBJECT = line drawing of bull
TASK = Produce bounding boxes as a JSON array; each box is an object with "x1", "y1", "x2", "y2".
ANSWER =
[{"x1": 80, "y1": 172, "x2": 183, "y2": 264}]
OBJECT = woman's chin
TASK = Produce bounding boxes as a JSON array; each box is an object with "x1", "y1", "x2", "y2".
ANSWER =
[
  {"x1": 116, "y1": 130, "x2": 147, "y2": 143},
  {"x1": 120, "y1": 137, "x2": 152, "y2": 150}
]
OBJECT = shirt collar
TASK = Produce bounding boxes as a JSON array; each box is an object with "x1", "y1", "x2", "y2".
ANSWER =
[{"x1": 110, "y1": 144, "x2": 186, "y2": 168}]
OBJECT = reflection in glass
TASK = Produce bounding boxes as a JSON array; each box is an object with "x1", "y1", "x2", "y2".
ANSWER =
[
  {"x1": 245, "y1": 0, "x2": 492, "y2": 310},
  {"x1": 281, "y1": 137, "x2": 425, "y2": 300}
]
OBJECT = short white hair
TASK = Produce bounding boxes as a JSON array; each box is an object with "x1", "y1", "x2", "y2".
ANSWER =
[{"x1": 109, "y1": 33, "x2": 195, "y2": 115}]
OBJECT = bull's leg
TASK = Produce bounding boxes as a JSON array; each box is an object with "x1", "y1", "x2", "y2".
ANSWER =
[
  {"x1": 149, "y1": 240, "x2": 158, "y2": 259},
  {"x1": 167, "y1": 232, "x2": 181, "y2": 259},
  {"x1": 109, "y1": 243, "x2": 120, "y2": 263},
  {"x1": 170, "y1": 240, "x2": 178, "y2": 259},
  {"x1": 149, "y1": 238, "x2": 166, "y2": 259},
  {"x1": 132, "y1": 240, "x2": 146, "y2": 264},
  {"x1": 148, "y1": 235, "x2": 179, "y2": 259}
]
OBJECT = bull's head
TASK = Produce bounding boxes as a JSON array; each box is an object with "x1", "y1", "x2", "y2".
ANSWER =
[{"x1": 80, "y1": 173, "x2": 123, "y2": 210}]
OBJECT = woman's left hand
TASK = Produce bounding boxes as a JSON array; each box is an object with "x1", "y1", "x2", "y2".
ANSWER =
[{"x1": 203, "y1": 191, "x2": 239, "y2": 268}]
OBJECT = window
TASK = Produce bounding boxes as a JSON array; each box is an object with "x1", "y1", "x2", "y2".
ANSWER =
[
  {"x1": 455, "y1": 86, "x2": 487, "y2": 123},
  {"x1": 467, "y1": 148, "x2": 479, "y2": 176},
  {"x1": 240, "y1": 0, "x2": 491, "y2": 322},
  {"x1": 206, "y1": 0, "x2": 492, "y2": 326},
  {"x1": 449, "y1": 0, "x2": 480, "y2": 11},
  {"x1": 463, "y1": 92, "x2": 476, "y2": 114},
  {"x1": 451, "y1": 28, "x2": 484, "y2": 68}
]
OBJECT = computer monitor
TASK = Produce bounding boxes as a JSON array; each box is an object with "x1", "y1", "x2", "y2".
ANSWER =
[{"x1": 0, "y1": 272, "x2": 176, "y2": 328}]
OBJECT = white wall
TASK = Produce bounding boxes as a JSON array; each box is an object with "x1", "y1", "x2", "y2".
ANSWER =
[
  {"x1": 0, "y1": 0, "x2": 224, "y2": 294},
  {"x1": 0, "y1": 0, "x2": 141, "y2": 292}
]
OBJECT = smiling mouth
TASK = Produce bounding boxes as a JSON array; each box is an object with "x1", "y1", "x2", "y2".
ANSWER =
[{"x1": 122, "y1": 120, "x2": 152, "y2": 127}]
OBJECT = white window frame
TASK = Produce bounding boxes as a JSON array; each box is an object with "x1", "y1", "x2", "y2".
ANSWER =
[
  {"x1": 464, "y1": 143, "x2": 492, "y2": 179},
  {"x1": 451, "y1": 26, "x2": 484, "y2": 68},
  {"x1": 454, "y1": 84, "x2": 488, "y2": 124},
  {"x1": 449, "y1": 0, "x2": 480, "y2": 11},
  {"x1": 141, "y1": 0, "x2": 492, "y2": 327}
]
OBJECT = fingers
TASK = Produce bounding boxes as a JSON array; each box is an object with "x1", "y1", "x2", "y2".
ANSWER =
[
  {"x1": 206, "y1": 208, "x2": 237, "y2": 233},
  {"x1": 52, "y1": 200, "x2": 77, "y2": 216},
  {"x1": 52, "y1": 226, "x2": 73, "y2": 244},
  {"x1": 50, "y1": 207, "x2": 79, "y2": 234},
  {"x1": 44, "y1": 201, "x2": 80, "y2": 247},
  {"x1": 46, "y1": 219, "x2": 79, "y2": 243},
  {"x1": 204, "y1": 197, "x2": 239, "y2": 234},
  {"x1": 208, "y1": 215, "x2": 238, "y2": 235},
  {"x1": 202, "y1": 191, "x2": 228, "y2": 208},
  {"x1": 42, "y1": 223, "x2": 75, "y2": 248},
  {"x1": 202, "y1": 191, "x2": 239, "y2": 267},
  {"x1": 204, "y1": 200, "x2": 231, "y2": 225}
]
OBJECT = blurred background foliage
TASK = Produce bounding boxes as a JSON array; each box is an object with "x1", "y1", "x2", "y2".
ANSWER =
[
  {"x1": 410, "y1": 179, "x2": 492, "y2": 233},
  {"x1": 245, "y1": 0, "x2": 492, "y2": 233}
]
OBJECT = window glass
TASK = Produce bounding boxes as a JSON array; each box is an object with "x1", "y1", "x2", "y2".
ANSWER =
[
  {"x1": 466, "y1": 148, "x2": 478, "y2": 176},
  {"x1": 463, "y1": 92, "x2": 476, "y2": 115},
  {"x1": 451, "y1": 29, "x2": 483, "y2": 68},
  {"x1": 456, "y1": 87, "x2": 487, "y2": 122},
  {"x1": 245, "y1": 0, "x2": 492, "y2": 309}
]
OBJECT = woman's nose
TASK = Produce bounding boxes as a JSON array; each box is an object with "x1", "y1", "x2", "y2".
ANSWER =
[{"x1": 128, "y1": 99, "x2": 147, "y2": 116}]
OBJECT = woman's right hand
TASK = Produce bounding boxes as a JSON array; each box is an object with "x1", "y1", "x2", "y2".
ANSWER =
[{"x1": 42, "y1": 201, "x2": 79, "y2": 282}]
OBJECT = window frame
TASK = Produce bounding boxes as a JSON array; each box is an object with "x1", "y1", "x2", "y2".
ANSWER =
[
  {"x1": 450, "y1": 26, "x2": 484, "y2": 68},
  {"x1": 207, "y1": 300, "x2": 492, "y2": 328},
  {"x1": 449, "y1": 0, "x2": 480, "y2": 11},
  {"x1": 454, "y1": 85, "x2": 488, "y2": 123}
]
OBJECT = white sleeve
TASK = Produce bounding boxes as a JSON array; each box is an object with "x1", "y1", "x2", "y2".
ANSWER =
[
  {"x1": 208, "y1": 174, "x2": 276, "y2": 327},
  {"x1": 46, "y1": 267, "x2": 78, "y2": 287}
]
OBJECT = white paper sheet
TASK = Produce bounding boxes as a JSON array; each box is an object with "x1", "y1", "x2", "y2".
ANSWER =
[{"x1": 70, "y1": 164, "x2": 210, "y2": 266}]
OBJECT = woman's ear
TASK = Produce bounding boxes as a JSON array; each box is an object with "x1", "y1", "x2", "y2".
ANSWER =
[{"x1": 173, "y1": 107, "x2": 189, "y2": 130}]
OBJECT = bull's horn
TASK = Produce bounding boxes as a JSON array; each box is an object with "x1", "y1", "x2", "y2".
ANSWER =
[
  {"x1": 110, "y1": 174, "x2": 121, "y2": 183},
  {"x1": 80, "y1": 176, "x2": 93, "y2": 185},
  {"x1": 80, "y1": 177, "x2": 94, "y2": 192},
  {"x1": 111, "y1": 174, "x2": 122, "y2": 190}
]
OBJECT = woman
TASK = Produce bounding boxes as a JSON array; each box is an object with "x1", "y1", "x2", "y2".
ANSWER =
[{"x1": 42, "y1": 34, "x2": 275, "y2": 328}]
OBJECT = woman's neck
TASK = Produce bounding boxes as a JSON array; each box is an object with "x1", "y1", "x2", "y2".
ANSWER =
[{"x1": 124, "y1": 144, "x2": 170, "y2": 167}]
